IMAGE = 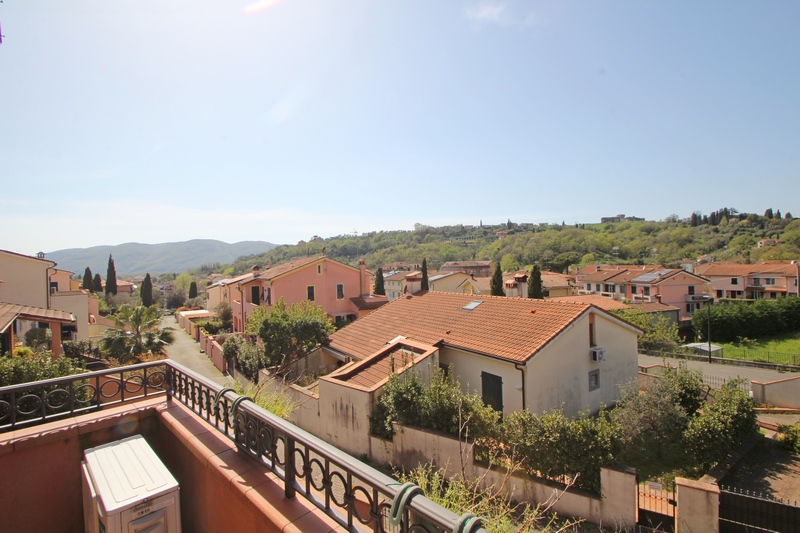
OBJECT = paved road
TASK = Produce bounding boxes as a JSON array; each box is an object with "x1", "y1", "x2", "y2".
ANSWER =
[
  {"x1": 161, "y1": 315, "x2": 231, "y2": 386},
  {"x1": 638, "y1": 353, "x2": 796, "y2": 384}
]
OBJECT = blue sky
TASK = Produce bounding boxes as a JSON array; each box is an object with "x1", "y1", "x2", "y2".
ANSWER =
[{"x1": 1, "y1": 1, "x2": 798, "y2": 255}]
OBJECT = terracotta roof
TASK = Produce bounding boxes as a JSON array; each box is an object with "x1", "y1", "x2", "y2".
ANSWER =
[
  {"x1": 441, "y1": 261, "x2": 492, "y2": 269},
  {"x1": 384, "y1": 271, "x2": 409, "y2": 281},
  {"x1": 349, "y1": 295, "x2": 389, "y2": 311},
  {"x1": 254, "y1": 256, "x2": 330, "y2": 282},
  {"x1": 695, "y1": 261, "x2": 799, "y2": 277},
  {"x1": 541, "y1": 272, "x2": 572, "y2": 289},
  {"x1": 628, "y1": 301, "x2": 681, "y2": 313},
  {"x1": 0, "y1": 302, "x2": 75, "y2": 333},
  {"x1": 575, "y1": 264, "x2": 659, "y2": 276},
  {"x1": 326, "y1": 340, "x2": 437, "y2": 390},
  {"x1": 327, "y1": 291, "x2": 597, "y2": 364},
  {"x1": 547, "y1": 294, "x2": 629, "y2": 311}
]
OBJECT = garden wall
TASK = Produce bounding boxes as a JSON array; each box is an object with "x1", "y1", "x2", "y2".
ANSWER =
[{"x1": 751, "y1": 374, "x2": 800, "y2": 409}]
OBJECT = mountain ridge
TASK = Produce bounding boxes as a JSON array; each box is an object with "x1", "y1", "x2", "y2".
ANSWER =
[{"x1": 46, "y1": 239, "x2": 277, "y2": 277}]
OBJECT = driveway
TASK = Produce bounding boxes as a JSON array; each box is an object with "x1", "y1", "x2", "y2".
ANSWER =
[
  {"x1": 638, "y1": 354, "x2": 796, "y2": 384},
  {"x1": 161, "y1": 315, "x2": 231, "y2": 386}
]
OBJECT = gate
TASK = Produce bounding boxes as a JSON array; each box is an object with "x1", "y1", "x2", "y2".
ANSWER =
[
  {"x1": 637, "y1": 477, "x2": 676, "y2": 532},
  {"x1": 719, "y1": 485, "x2": 800, "y2": 532}
]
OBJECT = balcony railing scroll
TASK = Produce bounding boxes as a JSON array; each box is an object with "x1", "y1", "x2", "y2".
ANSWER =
[{"x1": 1, "y1": 360, "x2": 488, "y2": 533}]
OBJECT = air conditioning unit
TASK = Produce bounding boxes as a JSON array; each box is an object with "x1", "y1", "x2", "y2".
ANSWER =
[
  {"x1": 82, "y1": 434, "x2": 181, "y2": 533},
  {"x1": 591, "y1": 348, "x2": 606, "y2": 362}
]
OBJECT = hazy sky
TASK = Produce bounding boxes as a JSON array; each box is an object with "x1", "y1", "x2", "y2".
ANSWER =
[{"x1": 2, "y1": 1, "x2": 798, "y2": 255}]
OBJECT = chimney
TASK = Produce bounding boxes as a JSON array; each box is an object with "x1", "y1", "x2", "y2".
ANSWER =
[{"x1": 359, "y1": 259, "x2": 367, "y2": 296}]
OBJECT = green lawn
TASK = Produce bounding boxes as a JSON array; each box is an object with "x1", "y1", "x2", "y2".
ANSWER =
[{"x1": 716, "y1": 331, "x2": 800, "y2": 366}]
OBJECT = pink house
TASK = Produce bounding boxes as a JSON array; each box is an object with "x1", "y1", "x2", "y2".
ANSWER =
[
  {"x1": 220, "y1": 256, "x2": 386, "y2": 332},
  {"x1": 576, "y1": 264, "x2": 709, "y2": 320}
]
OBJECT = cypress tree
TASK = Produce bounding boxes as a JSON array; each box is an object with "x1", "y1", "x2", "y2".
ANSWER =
[
  {"x1": 490, "y1": 262, "x2": 505, "y2": 296},
  {"x1": 421, "y1": 259, "x2": 429, "y2": 291},
  {"x1": 690, "y1": 213, "x2": 698, "y2": 227},
  {"x1": 528, "y1": 265, "x2": 544, "y2": 299},
  {"x1": 373, "y1": 267, "x2": 386, "y2": 295},
  {"x1": 189, "y1": 281, "x2": 198, "y2": 299},
  {"x1": 82, "y1": 267, "x2": 94, "y2": 292},
  {"x1": 93, "y1": 274, "x2": 103, "y2": 293},
  {"x1": 105, "y1": 255, "x2": 118, "y2": 295},
  {"x1": 775, "y1": 209, "x2": 782, "y2": 220},
  {"x1": 141, "y1": 273, "x2": 154, "y2": 307}
]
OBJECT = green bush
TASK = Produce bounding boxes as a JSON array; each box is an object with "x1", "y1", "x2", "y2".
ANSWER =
[
  {"x1": 0, "y1": 352, "x2": 85, "y2": 387},
  {"x1": 684, "y1": 379, "x2": 758, "y2": 469},
  {"x1": 63, "y1": 339, "x2": 101, "y2": 359},
  {"x1": 222, "y1": 335, "x2": 263, "y2": 381},
  {"x1": 776, "y1": 424, "x2": 800, "y2": 453}
]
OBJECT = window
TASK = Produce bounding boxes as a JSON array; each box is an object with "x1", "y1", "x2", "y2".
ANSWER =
[
  {"x1": 317, "y1": 265, "x2": 322, "y2": 275},
  {"x1": 251, "y1": 286, "x2": 260, "y2": 305},
  {"x1": 589, "y1": 314, "x2": 596, "y2": 347},
  {"x1": 336, "y1": 284, "x2": 344, "y2": 299},
  {"x1": 753, "y1": 278, "x2": 761, "y2": 286},
  {"x1": 643, "y1": 287, "x2": 651, "y2": 296},
  {"x1": 481, "y1": 372, "x2": 503, "y2": 413},
  {"x1": 266, "y1": 287, "x2": 271, "y2": 305},
  {"x1": 731, "y1": 278, "x2": 738, "y2": 285},
  {"x1": 688, "y1": 285, "x2": 695, "y2": 295},
  {"x1": 631, "y1": 286, "x2": 637, "y2": 294},
  {"x1": 717, "y1": 290, "x2": 724, "y2": 298},
  {"x1": 586, "y1": 284, "x2": 592, "y2": 291},
  {"x1": 589, "y1": 370, "x2": 600, "y2": 391},
  {"x1": 765, "y1": 278, "x2": 776, "y2": 285},
  {"x1": 595, "y1": 284, "x2": 601, "y2": 292},
  {"x1": 307, "y1": 286, "x2": 315, "y2": 301}
]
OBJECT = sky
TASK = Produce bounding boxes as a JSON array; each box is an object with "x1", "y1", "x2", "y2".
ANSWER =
[{"x1": 1, "y1": 1, "x2": 798, "y2": 255}]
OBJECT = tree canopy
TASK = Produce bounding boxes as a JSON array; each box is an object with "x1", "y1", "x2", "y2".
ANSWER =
[
  {"x1": 528, "y1": 264, "x2": 543, "y2": 299},
  {"x1": 373, "y1": 267, "x2": 385, "y2": 295},
  {"x1": 105, "y1": 255, "x2": 118, "y2": 295},
  {"x1": 100, "y1": 304, "x2": 174, "y2": 363},
  {"x1": 490, "y1": 262, "x2": 504, "y2": 296},
  {"x1": 140, "y1": 273, "x2": 154, "y2": 307},
  {"x1": 82, "y1": 267, "x2": 94, "y2": 292}
]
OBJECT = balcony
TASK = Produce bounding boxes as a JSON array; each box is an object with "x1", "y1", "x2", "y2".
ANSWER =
[
  {"x1": 0, "y1": 361, "x2": 486, "y2": 532},
  {"x1": 685, "y1": 294, "x2": 711, "y2": 302}
]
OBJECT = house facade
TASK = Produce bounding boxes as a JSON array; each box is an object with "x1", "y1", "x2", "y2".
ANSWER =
[
  {"x1": 695, "y1": 261, "x2": 800, "y2": 300},
  {"x1": 576, "y1": 264, "x2": 709, "y2": 320},
  {"x1": 324, "y1": 291, "x2": 641, "y2": 418},
  {"x1": 216, "y1": 256, "x2": 385, "y2": 332},
  {"x1": 0, "y1": 249, "x2": 81, "y2": 354}
]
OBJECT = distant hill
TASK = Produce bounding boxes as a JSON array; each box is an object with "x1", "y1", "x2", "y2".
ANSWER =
[{"x1": 46, "y1": 240, "x2": 277, "y2": 277}]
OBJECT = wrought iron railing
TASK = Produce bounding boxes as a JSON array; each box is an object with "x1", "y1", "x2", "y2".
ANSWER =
[
  {"x1": 0, "y1": 361, "x2": 168, "y2": 432},
  {"x1": 0, "y1": 360, "x2": 488, "y2": 533}
]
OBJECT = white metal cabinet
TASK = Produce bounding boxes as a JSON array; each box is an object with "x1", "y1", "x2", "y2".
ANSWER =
[{"x1": 82, "y1": 434, "x2": 181, "y2": 533}]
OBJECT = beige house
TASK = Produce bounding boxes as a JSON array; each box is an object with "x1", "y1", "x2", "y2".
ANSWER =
[
  {"x1": 428, "y1": 271, "x2": 473, "y2": 293},
  {"x1": 0, "y1": 249, "x2": 82, "y2": 355},
  {"x1": 323, "y1": 291, "x2": 641, "y2": 418}
]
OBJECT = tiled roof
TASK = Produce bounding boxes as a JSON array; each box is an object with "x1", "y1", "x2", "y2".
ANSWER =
[
  {"x1": 441, "y1": 261, "x2": 492, "y2": 269},
  {"x1": 255, "y1": 256, "x2": 328, "y2": 281},
  {"x1": 628, "y1": 301, "x2": 681, "y2": 313},
  {"x1": 547, "y1": 294, "x2": 629, "y2": 310},
  {"x1": 0, "y1": 302, "x2": 75, "y2": 333},
  {"x1": 327, "y1": 340, "x2": 437, "y2": 390},
  {"x1": 327, "y1": 291, "x2": 592, "y2": 364},
  {"x1": 695, "y1": 261, "x2": 799, "y2": 277},
  {"x1": 349, "y1": 295, "x2": 388, "y2": 311},
  {"x1": 541, "y1": 272, "x2": 572, "y2": 289}
]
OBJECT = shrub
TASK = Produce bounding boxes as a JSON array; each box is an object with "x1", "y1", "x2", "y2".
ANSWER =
[
  {"x1": 63, "y1": 339, "x2": 101, "y2": 359},
  {"x1": 776, "y1": 424, "x2": 800, "y2": 453},
  {"x1": 684, "y1": 379, "x2": 758, "y2": 470},
  {"x1": 24, "y1": 327, "x2": 51, "y2": 351},
  {"x1": 222, "y1": 335, "x2": 262, "y2": 381},
  {"x1": 0, "y1": 351, "x2": 85, "y2": 387}
]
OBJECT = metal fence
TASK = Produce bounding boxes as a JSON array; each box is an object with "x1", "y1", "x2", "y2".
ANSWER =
[
  {"x1": 719, "y1": 485, "x2": 800, "y2": 533},
  {"x1": 719, "y1": 348, "x2": 800, "y2": 367},
  {"x1": 702, "y1": 374, "x2": 750, "y2": 392},
  {"x1": 641, "y1": 349, "x2": 800, "y2": 372},
  {"x1": 0, "y1": 360, "x2": 488, "y2": 533}
]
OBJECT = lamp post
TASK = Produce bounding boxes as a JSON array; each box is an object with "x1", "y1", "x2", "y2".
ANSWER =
[{"x1": 706, "y1": 297, "x2": 714, "y2": 363}]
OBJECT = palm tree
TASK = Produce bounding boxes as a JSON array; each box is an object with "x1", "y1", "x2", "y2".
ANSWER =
[{"x1": 100, "y1": 304, "x2": 175, "y2": 363}]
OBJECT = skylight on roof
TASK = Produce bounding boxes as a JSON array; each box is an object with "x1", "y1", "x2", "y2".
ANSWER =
[{"x1": 462, "y1": 300, "x2": 483, "y2": 311}]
